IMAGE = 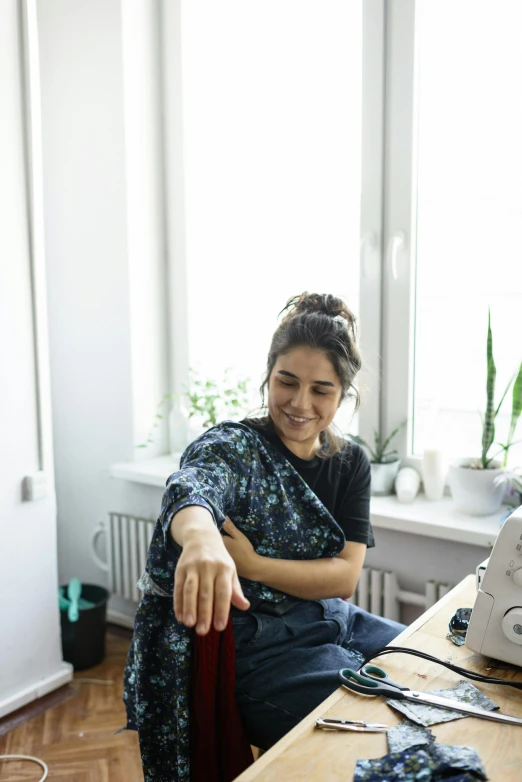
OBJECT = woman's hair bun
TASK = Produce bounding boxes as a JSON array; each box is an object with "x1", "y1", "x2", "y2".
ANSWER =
[{"x1": 280, "y1": 292, "x2": 355, "y2": 326}]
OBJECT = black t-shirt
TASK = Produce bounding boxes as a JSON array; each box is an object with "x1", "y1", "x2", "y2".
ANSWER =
[{"x1": 243, "y1": 420, "x2": 374, "y2": 548}]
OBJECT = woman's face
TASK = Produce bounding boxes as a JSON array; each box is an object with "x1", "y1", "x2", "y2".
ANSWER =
[{"x1": 267, "y1": 346, "x2": 343, "y2": 459}]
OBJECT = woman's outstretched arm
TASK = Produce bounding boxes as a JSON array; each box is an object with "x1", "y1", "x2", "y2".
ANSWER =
[
  {"x1": 222, "y1": 518, "x2": 366, "y2": 600},
  {"x1": 170, "y1": 506, "x2": 250, "y2": 635}
]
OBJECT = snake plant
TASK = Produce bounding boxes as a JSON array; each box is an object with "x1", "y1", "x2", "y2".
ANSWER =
[
  {"x1": 479, "y1": 310, "x2": 522, "y2": 468},
  {"x1": 349, "y1": 421, "x2": 407, "y2": 464}
]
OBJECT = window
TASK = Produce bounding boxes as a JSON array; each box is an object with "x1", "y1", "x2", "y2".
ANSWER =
[
  {"x1": 165, "y1": 1, "x2": 370, "y2": 435},
  {"x1": 384, "y1": 0, "x2": 522, "y2": 466},
  {"x1": 163, "y1": 1, "x2": 522, "y2": 466}
]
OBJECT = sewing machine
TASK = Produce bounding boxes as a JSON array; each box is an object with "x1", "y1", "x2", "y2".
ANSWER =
[{"x1": 466, "y1": 505, "x2": 522, "y2": 667}]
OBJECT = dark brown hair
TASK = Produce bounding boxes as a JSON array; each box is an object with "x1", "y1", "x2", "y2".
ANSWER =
[{"x1": 257, "y1": 292, "x2": 362, "y2": 457}]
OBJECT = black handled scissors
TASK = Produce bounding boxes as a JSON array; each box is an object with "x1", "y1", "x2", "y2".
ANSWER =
[{"x1": 338, "y1": 665, "x2": 522, "y2": 727}]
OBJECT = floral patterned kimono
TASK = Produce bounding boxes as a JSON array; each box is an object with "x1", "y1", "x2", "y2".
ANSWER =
[{"x1": 123, "y1": 422, "x2": 346, "y2": 781}]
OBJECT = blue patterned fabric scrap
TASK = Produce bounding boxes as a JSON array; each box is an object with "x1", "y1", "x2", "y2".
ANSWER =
[
  {"x1": 354, "y1": 745, "x2": 487, "y2": 781},
  {"x1": 354, "y1": 719, "x2": 488, "y2": 781},
  {"x1": 386, "y1": 719, "x2": 435, "y2": 754},
  {"x1": 385, "y1": 679, "x2": 498, "y2": 726}
]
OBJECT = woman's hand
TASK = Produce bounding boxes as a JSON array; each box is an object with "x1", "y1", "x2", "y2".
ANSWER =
[
  {"x1": 171, "y1": 507, "x2": 250, "y2": 635},
  {"x1": 222, "y1": 518, "x2": 260, "y2": 581}
]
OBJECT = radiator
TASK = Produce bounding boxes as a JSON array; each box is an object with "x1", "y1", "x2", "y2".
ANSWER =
[
  {"x1": 91, "y1": 514, "x2": 452, "y2": 622},
  {"x1": 91, "y1": 512, "x2": 156, "y2": 602},
  {"x1": 347, "y1": 567, "x2": 452, "y2": 622}
]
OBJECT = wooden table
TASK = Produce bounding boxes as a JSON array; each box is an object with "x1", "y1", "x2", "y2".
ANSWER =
[{"x1": 235, "y1": 574, "x2": 522, "y2": 782}]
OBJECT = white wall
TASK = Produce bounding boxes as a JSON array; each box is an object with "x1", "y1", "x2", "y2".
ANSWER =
[
  {"x1": 37, "y1": 0, "x2": 167, "y2": 604},
  {"x1": 0, "y1": 0, "x2": 71, "y2": 716}
]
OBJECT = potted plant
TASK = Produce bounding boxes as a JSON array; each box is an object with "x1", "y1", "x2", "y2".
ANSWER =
[
  {"x1": 138, "y1": 368, "x2": 252, "y2": 454},
  {"x1": 349, "y1": 421, "x2": 407, "y2": 496},
  {"x1": 447, "y1": 311, "x2": 522, "y2": 516},
  {"x1": 180, "y1": 367, "x2": 251, "y2": 446}
]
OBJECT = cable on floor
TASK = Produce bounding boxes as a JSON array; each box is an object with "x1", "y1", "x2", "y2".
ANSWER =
[{"x1": 0, "y1": 754, "x2": 48, "y2": 781}]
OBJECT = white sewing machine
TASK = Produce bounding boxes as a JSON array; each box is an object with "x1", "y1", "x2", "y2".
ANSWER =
[{"x1": 466, "y1": 505, "x2": 522, "y2": 667}]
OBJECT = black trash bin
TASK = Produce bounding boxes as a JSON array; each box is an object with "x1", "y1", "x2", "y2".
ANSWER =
[{"x1": 60, "y1": 583, "x2": 109, "y2": 670}]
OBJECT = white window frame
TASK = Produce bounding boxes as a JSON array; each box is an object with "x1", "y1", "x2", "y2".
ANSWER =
[
  {"x1": 358, "y1": 0, "x2": 386, "y2": 447},
  {"x1": 380, "y1": 0, "x2": 419, "y2": 465}
]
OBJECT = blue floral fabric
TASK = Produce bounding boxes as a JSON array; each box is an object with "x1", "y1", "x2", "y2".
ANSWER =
[
  {"x1": 354, "y1": 745, "x2": 487, "y2": 781},
  {"x1": 354, "y1": 718, "x2": 487, "y2": 781},
  {"x1": 123, "y1": 422, "x2": 347, "y2": 782},
  {"x1": 386, "y1": 679, "x2": 498, "y2": 727}
]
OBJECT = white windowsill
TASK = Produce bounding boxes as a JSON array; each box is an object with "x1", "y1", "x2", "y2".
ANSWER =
[
  {"x1": 370, "y1": 494, "x2": 503, "y2": 548},
  {"x1": 110, "y1": 456, "x2": 506, "y2": 548}
]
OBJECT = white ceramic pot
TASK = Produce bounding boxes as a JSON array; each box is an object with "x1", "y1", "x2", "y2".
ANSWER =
[
  {"x1": 447, "y1": 459, "x2": 505, "y2": 516},
  {"x1": 370, "y1": 460, "x2": 401, "y2": 496}
]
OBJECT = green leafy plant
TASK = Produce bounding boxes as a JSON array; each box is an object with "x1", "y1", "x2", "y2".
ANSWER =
[
  {"x1": 476, "y1": 310, "x2": 522, "y2": 469},
  {"x1": 137, "y1": 368, "x2": 251, "y2": 448},
  {"x1": 348, "y1": 421, "x2": 407, "y2": 464},
  {"x1": 185, "y1": 367, "x2": 250, "y2": 428}
]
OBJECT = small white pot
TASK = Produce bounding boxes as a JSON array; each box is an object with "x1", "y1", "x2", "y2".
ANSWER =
[
  {"x1": 370, "y1": 460, "x2": 401, "y2": 496},
  {"x1": 447, "y1": 459, "x2": 505, "y2": 516}
]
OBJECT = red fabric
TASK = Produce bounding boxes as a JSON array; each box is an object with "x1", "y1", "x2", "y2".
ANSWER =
[{"x1": 190, "y1": 617, "x2": 254, "y2": 781}]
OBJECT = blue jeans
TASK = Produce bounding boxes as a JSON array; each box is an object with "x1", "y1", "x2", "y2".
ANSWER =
[{"x1": 232, "y1": 598, "x2": 405, "y2": 749}]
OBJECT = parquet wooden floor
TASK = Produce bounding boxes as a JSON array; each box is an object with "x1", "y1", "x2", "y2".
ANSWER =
[{"x1": 0, "y1": 627, "x2": 143, "y2": 781}]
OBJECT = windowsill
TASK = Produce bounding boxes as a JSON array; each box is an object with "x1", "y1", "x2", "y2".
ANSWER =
[
  {"x1": 370, "y1": 494, "x2": 503, "y2": 548},
  {"x1": 110, "y1": 456, "x2": 506, "y2": 548},
  {"x1": 110, "y1": 454, "x2": 181, "y2": 488}
]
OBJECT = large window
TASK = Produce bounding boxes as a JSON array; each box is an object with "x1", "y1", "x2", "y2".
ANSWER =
[
  {"x1": 171, "y1": 1, "x2": 365, "y2": 433},
  {"x1": 164, "y1": 1, "x2": 522, "y2": 465},
  {"x1": 384, "y1": 0, "x2": 522, "y2": 466}
]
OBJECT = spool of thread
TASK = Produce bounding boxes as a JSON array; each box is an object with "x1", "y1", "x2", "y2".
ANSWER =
[{"x1": 395, "y1": 467, "x2": 421, "y2": 503}]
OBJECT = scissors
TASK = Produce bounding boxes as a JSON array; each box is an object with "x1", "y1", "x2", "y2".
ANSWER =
[{"x1": 338, "y1": 665, "x2": 522, "y2": 727}]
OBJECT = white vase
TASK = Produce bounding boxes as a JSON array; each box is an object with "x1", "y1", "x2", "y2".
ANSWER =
[
  {"x1": 447, "y1": 459, "x2": 505, "y2": 516},
  {"x1": 421, "y1": 448, "x2": 447, "y2": 501},
  {"x1": 370, "y1": 460, "x2": 401, "y2": 496}
]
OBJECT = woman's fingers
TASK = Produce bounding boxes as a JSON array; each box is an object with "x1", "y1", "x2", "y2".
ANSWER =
[
  {"x1": 173, "y1": 569, "x2": 185, "y2": 623},
  {"x1": 213, "y1": 571, "x2": 233, "y2": 632},
  {"x1": 195, "y1": 570, "x2": 214, "y2": 635},
  {"x1": 173, "y1": 529, "x2": 249, "y2": 633},
  {"x1": 181, "y1": 570, "x2": 199, "y2": 627}
]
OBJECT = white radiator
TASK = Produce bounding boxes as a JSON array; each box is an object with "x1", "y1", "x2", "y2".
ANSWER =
[
  {"x1": 91, "y1": 512, "x2": 156, "y2": 602},
  {"x1": 91, "y1": 515, "x2": 452, "y2": 623},
  {"x1": 347, "y1": 567, "x2": 452, "y2": 622}
]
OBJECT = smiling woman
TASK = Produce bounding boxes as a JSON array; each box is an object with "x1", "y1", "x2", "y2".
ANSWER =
[{"x1": 123, "y1": 292, "x2": 405, "y2": 781}]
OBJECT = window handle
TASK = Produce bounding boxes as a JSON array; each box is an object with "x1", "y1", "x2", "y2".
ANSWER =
[
  {"x1": 386, "y1": 231, "x2": 405, "y2": 280},
  {"x1": 360, "y1": 231, "x2": 378, "y2": 279}
]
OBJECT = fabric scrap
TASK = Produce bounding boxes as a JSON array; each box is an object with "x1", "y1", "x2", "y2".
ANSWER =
[
  {"x1": 431, "y1": 743, "x2": 487, "y2": 778},
  {"x1": 386, "y1": 679, "x2": 498, "y2": 726},
  {"x1": 447, "y1": 607, "x2": 473, "y2": 646},
  {"x1": 387, "y1": 718, "x2": 435, "y2": 754},
  {"x1": 354, "y1": 742, "x2": 487, "y2": 781}
]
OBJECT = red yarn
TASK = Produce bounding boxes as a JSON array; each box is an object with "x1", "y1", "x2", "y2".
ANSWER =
[{"x1": 190, "y1": 617, "x2": 254, "y2": 781}]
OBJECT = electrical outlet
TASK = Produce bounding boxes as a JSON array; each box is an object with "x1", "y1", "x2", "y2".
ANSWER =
[{"x1": 22, "y1": 471, "x2": 47, "y2": 501}]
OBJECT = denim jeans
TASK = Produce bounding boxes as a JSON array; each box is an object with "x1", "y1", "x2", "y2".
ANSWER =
[{"x1": 232, "y1": 598, "x2": 405, "y2": 749}]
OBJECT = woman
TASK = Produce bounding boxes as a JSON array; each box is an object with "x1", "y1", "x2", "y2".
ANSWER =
[{"x1": 124, "y1": 293, "x2": 405, "y2": 781}]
